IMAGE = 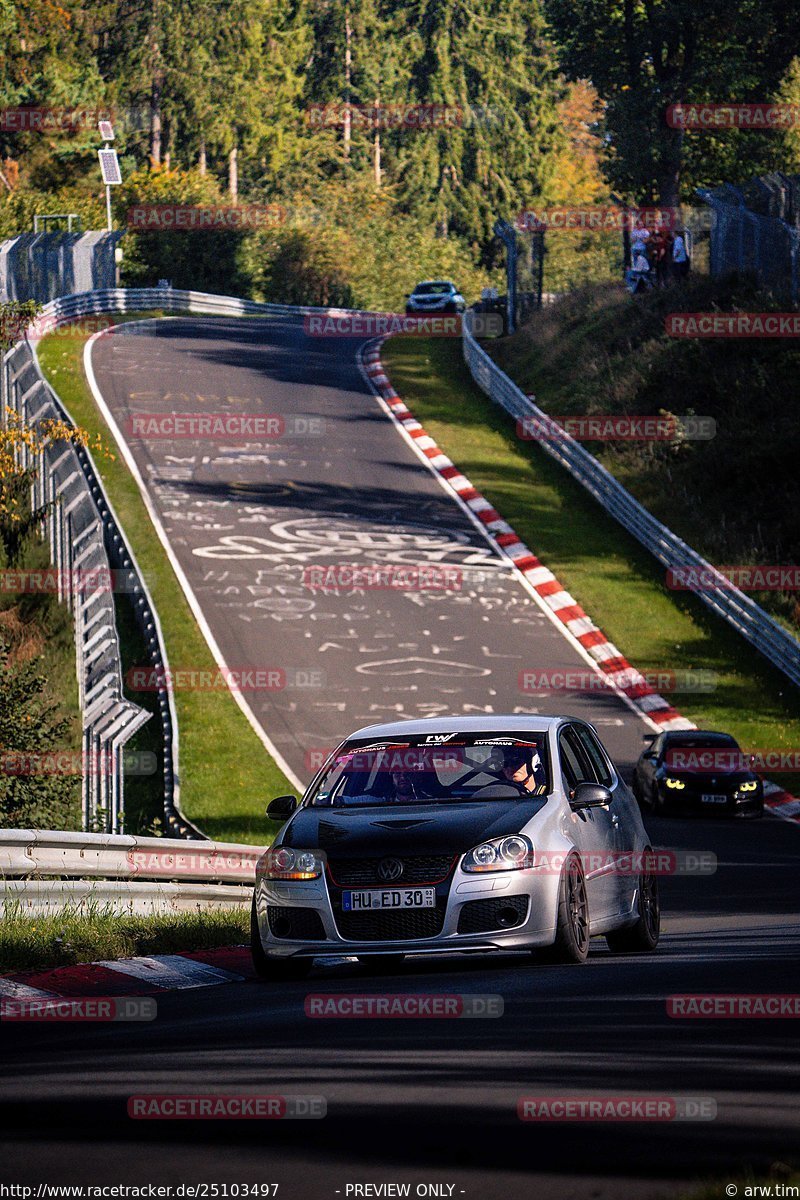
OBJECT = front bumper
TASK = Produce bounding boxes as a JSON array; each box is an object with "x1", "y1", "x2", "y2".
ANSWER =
[
  {"x1": 657, "y1": 785, "x2": 763, "y2": 817},
  {"x1": 255, "y1": 865, "x2": 560, "y2": 959},
  {"x1": 405, "y1": 301, "x2": 459, "y2": 315}
]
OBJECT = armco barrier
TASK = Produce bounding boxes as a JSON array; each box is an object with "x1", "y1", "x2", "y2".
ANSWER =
[
  {"x1": 462, "y1": 313, "x2": 800, "y2": 690},
  {"x1": 0, "y1": 828, "x2": 262, "y2": 915},
  {"x1": 2, "y1": 340, "x2": 154, "y2": 836},
  {"x1": 1, "y1": 287, "x2": 359, "y2": 840}
]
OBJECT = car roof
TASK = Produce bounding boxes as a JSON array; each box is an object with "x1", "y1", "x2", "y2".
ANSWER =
[
  {"x1": 347, "y1": 715, "x2": 564, "y2": 740},
  {"x1": 414, "y1": 280, "x2": 456, "y2": 288},
  {"x1": 662, "y1": 730, "x2": 737, "y2": 743}
]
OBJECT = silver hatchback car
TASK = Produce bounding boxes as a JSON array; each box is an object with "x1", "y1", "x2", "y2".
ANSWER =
[{"x1": 252, "y1": 716, "x2": 660, "y2": 978}]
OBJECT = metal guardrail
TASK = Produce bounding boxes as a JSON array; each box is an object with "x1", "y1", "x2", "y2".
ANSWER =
[
  {"x1": 0, "y1": 828, "x2": 261, "y2": 915},
  {"x1": 1, "y1": 341, "x2": 153, "y2": 835},
  {"x1": 2, "y1": 286, "x2": 357, "y2": 840},
  {"x1": 462, "y1": 314, "x2": 800, "y2": 690}
]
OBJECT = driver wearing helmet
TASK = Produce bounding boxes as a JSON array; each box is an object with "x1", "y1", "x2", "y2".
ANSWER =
[
  {"x1": 389, "y1": 753, "x2": 436, "y2": 802},
  {"x1": 501, "y1": 745, "x2": 547, "y2": 794}
]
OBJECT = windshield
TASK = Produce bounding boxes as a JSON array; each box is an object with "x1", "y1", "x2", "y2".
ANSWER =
[
  {"x1": 413, "y1": 282, "x2": 454, "y2": 295},
  {"x1": 664, "y1": 733, "x2": 747, "y2": 772},
  {"x1": 307, "y1": 733, "x2": 550, "y2": 807},
  {"x1": 665, "y1": 734, "x2": 738, "y2": 751}
]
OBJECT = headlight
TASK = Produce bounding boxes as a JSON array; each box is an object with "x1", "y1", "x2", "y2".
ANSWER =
[
  {"x1": 462, "y1": 835, "x2": 533, "y2": 873},
  {"x1": 664, "y1": 778, "x2": 686, "y2": 790},
  {"x1": 738, "y1": 780, "x2": 758, "y2": 793},
  {"x1": 263, "y1": 847, "x2": 323, "y2": 880}
]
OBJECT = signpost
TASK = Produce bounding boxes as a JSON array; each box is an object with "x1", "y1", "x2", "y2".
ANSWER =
[
  {"x1": 494, "y1": 218, "x2": 518, "y2": 334},
  {"x1": 97, "y1": 123, "x2": 121, "y2": 231}
]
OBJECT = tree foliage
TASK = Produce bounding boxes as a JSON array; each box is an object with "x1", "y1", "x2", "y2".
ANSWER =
[{"x1": 545, "y1": 0, "x2": 800, "y2": 206}]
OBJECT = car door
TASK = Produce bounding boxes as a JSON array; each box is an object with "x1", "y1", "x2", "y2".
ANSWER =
[
  {"x1": 571, "y1": 722, "x2": 633, "y2": 917},
  {"x1": 558, "y1": 724, "x2": 619, "y2": 922}
]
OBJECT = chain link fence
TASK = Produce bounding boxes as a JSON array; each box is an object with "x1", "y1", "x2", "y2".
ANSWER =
[
  {"x1": 0, "y1": 232, "x2": 123, "y2": 304},
  {"x1": 698, "y1": 172, "x2": 800, "y2": 303}
]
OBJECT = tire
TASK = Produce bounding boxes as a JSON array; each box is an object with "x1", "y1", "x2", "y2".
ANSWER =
[
  {"x1": 605, "y1": 859, "x2": 660, "y2": 953},
  {"x1": 538, "y1": 853, "x2": 590, "y2": 964},
  {"x1": 250, "y1": 898, "x2": 313, "y2": 981}
]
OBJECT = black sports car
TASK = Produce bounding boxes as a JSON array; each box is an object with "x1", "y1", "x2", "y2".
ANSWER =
[{"x1": 633, "y1": 729, "x2": 763, "y2": 817}]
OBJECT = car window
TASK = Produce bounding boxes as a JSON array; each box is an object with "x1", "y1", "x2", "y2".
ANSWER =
[
  {"x1": 414, "y1": 282, "x2": 454, "y2": 295},
  {"x1": 306, "y1": 733, "x2": 551, "y2": 806},
  {"x1": 651, "y1": 734, "x2": 664, "y2": 759},
  {"x1": 558, "y1": 727, "x2": 594, "y2": 790},
  {"x1": 573, "y1": 725, "x2": 613, "y2": 786}
]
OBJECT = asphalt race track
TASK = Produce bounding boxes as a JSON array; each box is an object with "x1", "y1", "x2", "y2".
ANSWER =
[
  {"x1": 2, "y1": 316, "x2": 797, "y2": 1199},
  {"x1": 86, "y1": 315, "x2": 657, "y2": 785}
]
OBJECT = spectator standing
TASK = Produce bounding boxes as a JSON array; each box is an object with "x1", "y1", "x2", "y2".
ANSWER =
[
  {"x1": 653, "y1": 225, "x2": 673, "y2": 287},
  {"x1": 672, "y1": 228, "x2": 690, "y2": 279}
]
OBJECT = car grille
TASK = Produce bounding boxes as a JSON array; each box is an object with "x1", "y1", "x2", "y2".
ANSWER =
[
  {"x1": 335, "y1": 906, "x2": 446, "y2": 942},
  {"x1": 327, "y1": 855, "x2": 455, "y2": 886},
  {"x1": 457, "y1": 895, "x2": 529, "y2": 935},
  {"x1": 267, "y1": 906, "x2": 326, "y2": 940}
]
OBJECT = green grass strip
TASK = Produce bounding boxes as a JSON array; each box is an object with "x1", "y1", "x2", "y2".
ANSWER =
[
  {"x1": 382, "y1": 337, "x2": 800, "y2": 794},
  {"x1": 0, "y1": 899, "x2": 248, "y2": 973},
  {"x1": 37, "y1": 314, "x2": 289, "y2": 843}
]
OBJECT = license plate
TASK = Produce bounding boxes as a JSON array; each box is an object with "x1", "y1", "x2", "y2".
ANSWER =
[
  {"x1": 701, "y1": 794, "x2": 728, "y2": 805},
  {"x1": 342, "y1": 887, "x2": 436, "y2": 911}
]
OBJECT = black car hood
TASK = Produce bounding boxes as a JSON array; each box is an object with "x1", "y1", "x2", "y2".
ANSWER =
[{"x1": 280, "y1": 796, "x2": 547, "y2": 857}]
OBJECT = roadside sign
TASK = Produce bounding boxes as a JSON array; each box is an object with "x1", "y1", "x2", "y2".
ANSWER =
[{"x1": 98, "y1": 148, "x2": 122, "y2": 185}]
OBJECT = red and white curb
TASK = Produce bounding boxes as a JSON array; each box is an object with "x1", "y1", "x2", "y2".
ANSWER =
[
  {"x1": 358, "y1": 341, "x2": 800, "y2": 825},
  {"x1": 0, "y1": 947, "x2": 255, "y2": 1007}
]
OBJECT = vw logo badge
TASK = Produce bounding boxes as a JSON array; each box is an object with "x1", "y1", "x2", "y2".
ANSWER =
[{"x1": 378, "y1": 857, "x2": 404, "y2": 882}]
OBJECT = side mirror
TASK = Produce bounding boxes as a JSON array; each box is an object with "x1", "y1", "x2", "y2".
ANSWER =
[
  {"x1": 266, "y1": 794, "x2": 298, "y2": 820},
  {"x1": 570, "y1": 782, "x2": 612, "y2": 810}
]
